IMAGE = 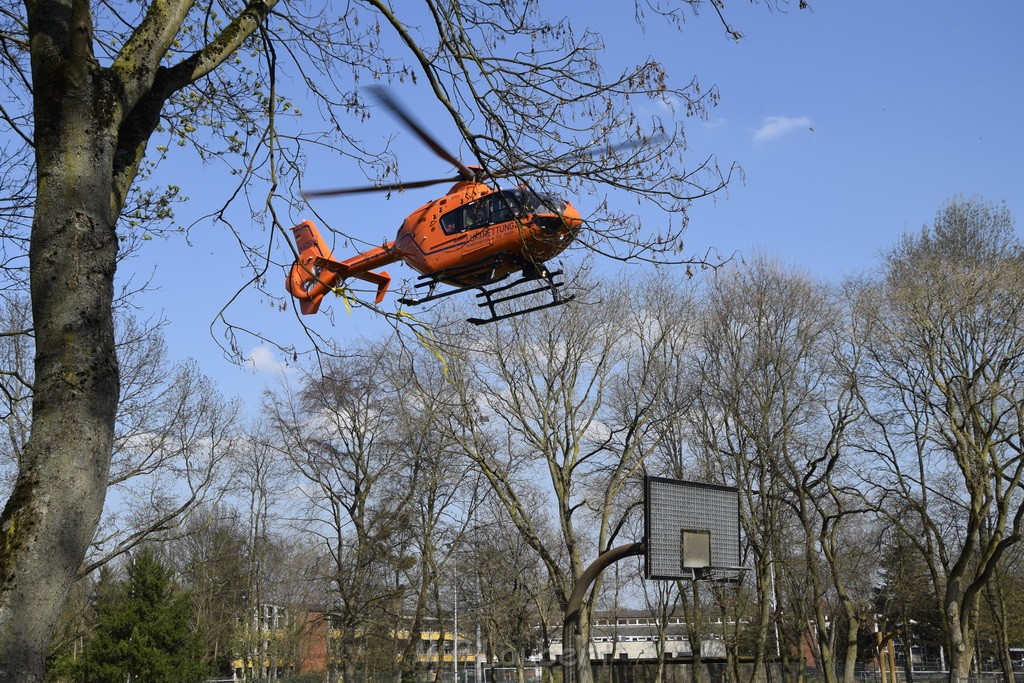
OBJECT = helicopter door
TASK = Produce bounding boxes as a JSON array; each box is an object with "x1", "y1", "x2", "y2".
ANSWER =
[{"x1": 459, "y1": 197, "x2": 497, "y2": 253}]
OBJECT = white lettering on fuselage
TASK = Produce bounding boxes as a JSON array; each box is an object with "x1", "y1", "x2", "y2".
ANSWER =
[{"x1": 466, "y1": 220, "x2": 520, "y2": 245}]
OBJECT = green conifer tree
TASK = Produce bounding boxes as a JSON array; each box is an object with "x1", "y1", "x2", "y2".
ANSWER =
[{"x1": 76, "y1": 549, "x2": 207, "y2": 683}]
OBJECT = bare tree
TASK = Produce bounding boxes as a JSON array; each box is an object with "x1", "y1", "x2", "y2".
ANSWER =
[
  {"x1": 465, "y1": 505, "x2": 551, "y2": 683},
  {"x1": 687, "y1": 256, "x2": 860, "y2": 681},
  {"x1": 0, "y1": 297, "x2": 32, "y2": 495},
  {"x1": 171, "y1": 505, "x2": 249, "y2": 676},
  {"x1": 0, "y1": 301, "x2": 240, "y2": 574},
  {"x1": 436, "y1": 274, "x2": 691, "y2": 683},
  {"x1": 873, "y1": 519, "x2": 944, "y2": 682},
  {"x1": 89, "y1": 353, "x2": 241, "y2": 574},
  {"x1": 978, "y1": 542, "x2": 1024, "y2": 681},
  {"x1": 848, "y1": 197, "x2": 1024, "y2": 682},
  {"x1": 635, "y1": 575, "x2": 683, "y2": 683},
  {"x1": 382, "y1": 342, "x2": 486, "y2": 683},
  {"x1": 223, "y1": 422, "x2": 304, "y2": 682},
  {"x1": 263, "y1": 345, "x2": 422, "y2": 683}
]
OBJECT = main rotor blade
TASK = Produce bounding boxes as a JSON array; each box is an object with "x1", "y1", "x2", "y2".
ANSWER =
[
  {"x1": 495, "y1": 135, "x2": 668, "y2": 178},
  {"x1": 367, "y1": 85, "x2": 476, "y2": 181},
  {"x1": 585, "y1": 134, "x2": 666, "y2": 159},
  {"x1": 303, "y1": 174, "x2": 465, "y2": 199}
]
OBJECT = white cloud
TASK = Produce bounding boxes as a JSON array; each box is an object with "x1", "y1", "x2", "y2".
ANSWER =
[
  {"x1": 753, "y1": 115, "x2": 813, "y2": 144},
  {"x1": 245, "y1": 345, "x2": 292, "y2": 376}
]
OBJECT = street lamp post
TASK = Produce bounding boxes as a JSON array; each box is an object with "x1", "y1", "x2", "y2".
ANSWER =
[{"x1": 454, "y1": 560, "x2": 459, "y2": 683}]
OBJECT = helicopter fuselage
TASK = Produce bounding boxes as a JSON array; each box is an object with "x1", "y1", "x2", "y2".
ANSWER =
[
  {"x1": 286, "y1": 180, "x2": 582, "y2": 314},
  {"x1": 392, "y1": 181, "x2": 582, "y2": 286},
  {"x1": 285, "y1": 86, "x2": 595, "y2": 322}
]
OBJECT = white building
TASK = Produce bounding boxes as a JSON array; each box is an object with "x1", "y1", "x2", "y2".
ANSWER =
[{"x1": 546, "y1": 610, "x2": 726, "y2": 662}]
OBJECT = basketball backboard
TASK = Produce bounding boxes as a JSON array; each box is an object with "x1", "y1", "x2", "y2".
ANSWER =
[{"x1": 643, "y1": 476, "x2": 741, "y2": 581}]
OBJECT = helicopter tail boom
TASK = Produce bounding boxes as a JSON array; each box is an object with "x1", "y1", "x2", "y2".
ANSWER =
[{"x1": 286, "y1": 220, "x2": 395, "y2": 314}]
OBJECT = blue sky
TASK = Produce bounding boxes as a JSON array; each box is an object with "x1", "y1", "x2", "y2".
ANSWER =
[
  {"x1": 131, "y1": 1, "x2": 1024, "y2": 405},
  {"x1": 647, "y1": 1, "x2": 1023, "y2": 276}
]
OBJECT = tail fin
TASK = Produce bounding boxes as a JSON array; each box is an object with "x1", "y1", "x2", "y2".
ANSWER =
[{"x1": 285, "y1": 220, "x2": 393, "y2": 315}]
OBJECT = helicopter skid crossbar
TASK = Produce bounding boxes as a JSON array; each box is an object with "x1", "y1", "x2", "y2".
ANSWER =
[
  {"x1": 467, "y1": 269, "x2": 572, "y2": 326},
  {"x1": 398, "y1": 279, "x2": 486, "y2": 307},
  {"x1": 475, "y1": 268, "x2": 561, "y2": 298},
  {"x1": 398, "y1": 262, "x2": 573, "y2": 325},
  {"x1": 398, "y1": 256, "x2": 506, "y2": 306}
]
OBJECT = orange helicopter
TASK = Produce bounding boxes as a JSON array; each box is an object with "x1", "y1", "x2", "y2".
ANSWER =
[{"x1": 285, "y1": 87, "x2": 584, "y2": 325}]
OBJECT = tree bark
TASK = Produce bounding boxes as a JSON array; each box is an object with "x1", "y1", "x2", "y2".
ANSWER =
[
  {"x1": 0, "y1": 0, "x2": 278, "y2": 671},
  {"x1": 0, "y1": 55, "x2": 121, "y2": 679}
]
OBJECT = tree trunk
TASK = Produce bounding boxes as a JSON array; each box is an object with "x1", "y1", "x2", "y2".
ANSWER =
[
  {"x1": 840, "y1": 615, "x2": 859, "y2": 683},
  {"x1": 945, "y1": 623, "x2": 973, "y2": 683},
  {"x1": 749, "y1": 558, "x2": 773, "y2": 683},
  {"x1": 514, "y1": 648, "x2": 527, "y2": 683},
  {"x1": 943, "y1": 585, "x2": 980, "y2": 683},
  {"x1": 0, "y1": 45, "x2": 120, "y2": 677},
  {"x1": 899, "y1": 633, "x2": 914, "y2": 683},
  {"x1": 682, "y1": 581, "x2": 706, "y2": 683},
  {"x1": 984, "y1": 570, "x2": 1015, "y2": 683},
  {"x1": 573, "y1": 624, "x2": 595, "y2": 683},
  {"x1": 813, "y1": 602, "x2": 839, "y2": 683}
]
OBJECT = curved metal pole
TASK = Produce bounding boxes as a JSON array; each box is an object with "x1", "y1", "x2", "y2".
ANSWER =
[{"x1": 562, "y1": 542, "x2": 646, "y2": 683}]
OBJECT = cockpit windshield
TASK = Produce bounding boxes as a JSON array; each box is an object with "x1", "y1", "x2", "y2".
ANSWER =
[
  {"x1": 501, "y1": 189, "x2": 566, "y2": 216},
  {"x1": 438, "y1": 188, "x2": 568, "y2": 235}
]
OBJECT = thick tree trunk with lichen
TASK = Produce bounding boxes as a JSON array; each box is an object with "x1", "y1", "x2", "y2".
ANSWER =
[
  {"x1": 0, "y1": 0, "x2": 275, "y2": 674},
  {"x1": 0, "y1": 6, "x2": 122, "y2": 673},
  {"x1": 0, "y1": 58, "x2": 121, "y2": 683}
]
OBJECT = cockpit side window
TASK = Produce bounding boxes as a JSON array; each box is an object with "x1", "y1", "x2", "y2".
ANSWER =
[
  {"x1": 504, "y1": 189, "x2": 534, "y2": 214},
  {"x1": 464, "y1": 200, "x2": 490, "y2": 230},
  {"x1": 490, "y1": 193, "x2": 515, "y2": 223},
  {"x1": 536, "y1": 193, "x2": 566, "y2": 215},
  {"x1": 440, "y1": 207, "x2": 464, "y2": 235}
]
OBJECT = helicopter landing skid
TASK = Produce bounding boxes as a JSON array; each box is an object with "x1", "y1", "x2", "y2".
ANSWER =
[
  {"x1": 397, "y1": 256, "x2": 506, "y2": 307},
  {"x1": 466, "y1": 270, "x2": 574, "y2": 325},
  {"x1": 397, "y1": 264, "x2": 573, "y2": 325}
]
